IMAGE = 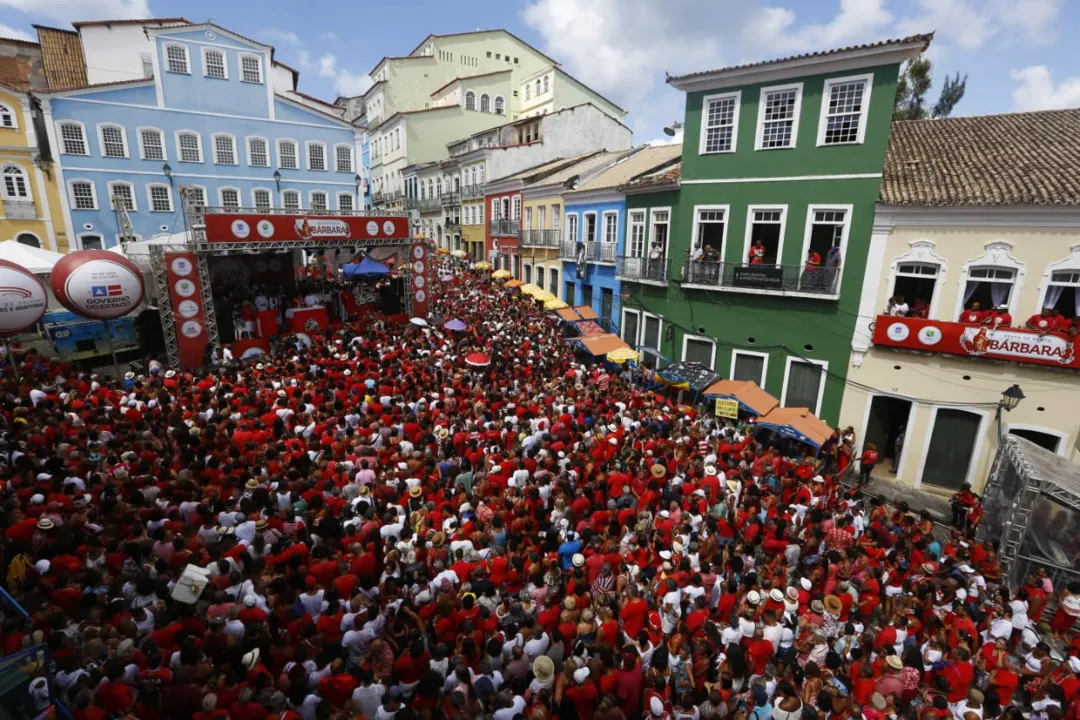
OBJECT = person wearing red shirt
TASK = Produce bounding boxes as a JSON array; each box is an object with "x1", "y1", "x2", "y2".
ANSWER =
[
  {"x1": 564, "y1": 671, "x2": 599, "y2": 720},
  {"x1": 95, "y1": 662, "x2": 134, "y2": 714},
  {"x1": 1026, "y1": 307, "x2": 1060, "y2": 333},
  {"x1": 620, "y1": 587, "x2": 648, "y2": 639},
  {"x1": 988, "y1": 657, "x2": 1020, "y2": 707},
  {"x1": 746, "y1": 627, "x2": 774, "y2": 676},
  {"x1": 940, "y1": 648, "x2": 975, "y2": 704},
  {"x1": 985, "y1": 304, "x2": 1012, "y2": 327},
  {"x1": 959, "y1": 303, "x2": 985, "y2": 324}
]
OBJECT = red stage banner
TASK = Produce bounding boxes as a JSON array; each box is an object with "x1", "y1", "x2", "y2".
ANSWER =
[
  {"x1": 204, "y1": 214, "x2": 409, "y2": 244},
  {"x1": 872, "y1": 315, "x2": 1080, "y2": 369},
  {"x1": 410, "y1": 241, "x2": 430, "y2": 318},
  {"x1": 164, "y1": 253, "x2": 208, "y2": 369}
]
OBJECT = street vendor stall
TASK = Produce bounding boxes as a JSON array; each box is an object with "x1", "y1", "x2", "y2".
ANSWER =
[
  {"x1": 650, "y1": 361, "x2": 719, "y2": 402},
  {"x1": 570, "y1": 332, "x2": 632, "y2": 358},
  {"x1": 755, "y1": 406, "x2": 833, "y2": 454},
  {"x1": 703, "y1": 379, "x2": 779, "y2": 418}
]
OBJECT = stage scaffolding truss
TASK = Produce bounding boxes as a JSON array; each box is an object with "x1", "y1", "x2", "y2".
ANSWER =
[
  {"x1": 981, "y1": 434, "x2": 1080, "y2": 596},
  {"x1": 149, "y1": 200, "x2": 415, "y2": 369}
]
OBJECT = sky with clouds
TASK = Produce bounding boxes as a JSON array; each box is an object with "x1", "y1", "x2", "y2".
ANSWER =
[{"x1": 1, "y1": 0, "x2": 1078, "y2": 142}]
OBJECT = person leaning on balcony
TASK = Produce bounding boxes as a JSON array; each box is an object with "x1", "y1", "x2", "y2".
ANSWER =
[
  {"x1": 886, "y1": 296, "x2": 909, "y2": 316},
  {"x1": 748, "y1": 240, "x2": 767, "y2": 264},
  {"x1": 984, "y1": 304, "x2": 1012, "y2": 328},
  {"x1": 805, "y1": 248, "x2": 822, "y2": 270},
  {"x1": 1026, "y1": 307, "x2": 1059, "y2": 334},
  {"x1": 959, "y1": 301, "x2": 985, "y2": 324}
]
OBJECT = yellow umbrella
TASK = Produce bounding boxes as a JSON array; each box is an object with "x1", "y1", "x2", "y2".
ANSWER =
[
  {"x1": 505, "y1": 279, "x2": 524, "y2": 288},
  {"x1": 607, "y1": 347, "x2": 640, "y2": 364},
  {"x1": 491, "y1": 269, "x2": 512, "y2": 279},
  {"x1": 544, "y1": 298, "x2": 568, "y2": 310},
  {"x1": 531, "y1": 290, "x2": 555, "y2": 302},
  {"x1": 450, "y1": 250, "x2": 466, "y2": 258},
  {"x1": 520, "y1": 283, "x2": 543, "y2": 296},
  {"x1": 473, "y1": 261, "x2": 492, "y2": 270}
]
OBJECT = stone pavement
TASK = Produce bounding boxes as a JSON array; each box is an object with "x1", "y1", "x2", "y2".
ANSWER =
[{"x1": 863, "y1": 469, "x2": 953, "y2": 524}]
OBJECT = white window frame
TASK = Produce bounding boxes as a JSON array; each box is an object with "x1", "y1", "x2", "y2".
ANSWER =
[
  {"x1": 640, "y1": 311, "x2": 664, "y2": 352},
  {"x1": 175, "y1": 130, "x2": 203, "y2": 163},
  {"x1": 953, "y1": 241, "x2": 1027, "y2": 320},
  {"x1": 466, "y1": 91, "x2": 478, "y2": 110},
  {"x1": 181, "y1": 185, "x2": 207, "y2": 209},
  {"x1": 334, "y1": 144, "x2": 354, "y2": 173},
  {"x1": 799, "y1": 203, "x2": 853, "y2": 290},
  {"x1": 238, "y1": 53, "x2": 264, "y2": 84},
  {"x1": 698, "y1": 91, "x2": 741, "y2": 155},
  {"x1": 211, "y1": 133, "x2": 238, "y2": 165},
  {"x1": 164, "y1": 43, "x2": 190, "y2": 75},
  {"x1": 817, "y1": 73, "x2": 874, "y2": 147},
  {"x1": 690, "y1": 204, "x2": 730, "y2": 259},
  {"x1": 0, "y1": 164, "x2": 31, "y2": 200},
  {"x1": 67, "y1": 179, "x2": 98, "y2": 210},
  {"x1": 277, "y1": 138, "x2": 299, "y2": 169},
  {"x1": 620, "y1": 307, "x2": 641, "y2": 346},
  {"x1": 309, "y1": 190, "x2": 329, "y2": 211},
  {"x1": 754, "y1": 83, "x2": 803, "y2": 151},
  {"x1": 251, "y1": 187, "x2": 273, "y2": 211},
  {"x1": 201, "y1": 46, "x2": 228, "y2": 80},
  {"x1": 57, "y1": 120, "x2": 89, "y2": 156},
  {"x1": 1037, "y1": 247, "x2": 1080, "y2": 317},
  {"x1": 565, "y1": 213, "x2": 579, "y2": 244},
  {"x1": 136, "y1": 126, "x2": 167, "y2": 161},
  {"x1": 602, "y1": 210, "x2": 618, "y2": 245},
  {"x1": 480, "y1": 93, "x2": 491, "y2": 113},
  {"x1": 0, "y1": 102, "x2": 17, "y2": 130},
  {"x1": 885, "y1": 240, "x2": 948, "y2": 320},
  {"x1": 730, "y1": 349, "x2": 769, "y2": 388},
  {"x1": 76, "y1": 233, "x2": 105, "y2": 250},
  {"x1": 494, "y1": 95, "x2": 505, "y2": 115},
  {"x1": 246, "y1": 136, "x2": 270, "y2": 168},
  {"x1": 582, "y1": 211, "x2": 598, "y2": 244},
  {"x1": 281, "y1": 189, "x2": 301, "y2": 210},
  {"x1": 780, "y1": 357, "x2": 828, "y2": 416},
  {"x1": 336, "y1": 192, "x2": 355, "y2": 212},
  {"x1": 145, "y1": 183, "x2": 173, "y2": 212},
  {"x1": 648, "y1": 206, "x2": 672, "y2": 257},
  {"x1": 107, "y1": 180, "x2": 137, "y2": 211},
  {"x1": 627, "y1": 210, "x2": 646, "y2": 258},
  {"x1": 681, "y1": 334, "x2": 716, "y2": 368},
  {"x1": 306, "y1": 141, "x2": 327, "y2": 171},
  {"x1": 218, "y1": 186, "x2": 241, "y2": 209},
  {"x1": 97, "y1": 123, "x2": 129, "y2": 159},
  {"x1": 742, "y1": 204, "x2": 788, "y2": 265}
]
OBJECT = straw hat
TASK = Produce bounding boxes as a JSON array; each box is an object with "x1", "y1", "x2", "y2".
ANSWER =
[
  {"x1": 572, "y1": 553, "x2": 585, "y2": 568},
  {"x1": 650, "y1": 463, "x2": 666, "y2": 478},
  {"x1": 242, "y1": 648, "x2": 261, "y2": 670},
  {"x1": 36, "y1": 518, "x2": 55, "y2": 531},
  {"x1": 245, "y1": 479, "x2": 260, "y2": 490},
  {"x1": 409, "y1": 485, "x2": 423, "y2": 498},
  {"x1": 747, "y1": 590, "x2": 761, "y2": 605},
  {"x1": 358, "y1": 485, "x2": 370, "y2": 496},
  {"x1": 786, "y1": 587, "x2": 799, "y2": 601},
  {"x1": 811, "y1": 599, "x2": 825, "y2": 614},
  {"x1": 165, "y1": 369, "x2": 176, "y2": 379},
  {"x1": 824, "y1": 595, "x2": 842, "y2": 615},
  {"x1": 430, "y1": 532, "x2": 446, "y2": 547},
  {"x1": 434, "y1": 426, "x2": 449, "y2": 440},
  {"x1": 255, "y1": 519, "x2": 267, "y2": 532},
  {"x1": 769, "y1": 589, "x2": 784, "y2": 603},
  {"x1": 886, "y1": 655, "x2": 903, "y2": 671},
  {"x1": 533, "y1": 655, "x2": 555, "y2": 683}
]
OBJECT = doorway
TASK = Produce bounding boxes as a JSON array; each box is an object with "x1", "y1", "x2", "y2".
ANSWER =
[
  {"x1": 601, "y1": 288, "x2": 613, "y2": 320},
  {"x1": 1008, "y1": 427, "x2": 1062, "y2": 453},
  {"x1": 922, "y1": 409, "x2": 982, "y2": 489},
  {"x1": 864, "y1": 396, "x2": 913, "y2": 476},
  {"x1": 565, "y1": 281, "x2": 575, "y2": 306}
]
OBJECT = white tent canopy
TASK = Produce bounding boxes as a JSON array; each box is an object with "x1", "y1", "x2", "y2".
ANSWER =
[{"x1": 0, "y1": 240, "x2": 65, "y2": 275}]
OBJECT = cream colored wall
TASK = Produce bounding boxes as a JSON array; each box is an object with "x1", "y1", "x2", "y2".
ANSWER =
[
  {"x1": 839, "y1": 219, "x2": 1080, "y2": 493},
  {"x1": 0, "y1": 88, "x2": 65, "y2": 252}
]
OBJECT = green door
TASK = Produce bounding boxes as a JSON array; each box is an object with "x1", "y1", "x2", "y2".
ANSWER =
[{"x1": 922, "y1": 409, "x2": 981, "y2": 489}]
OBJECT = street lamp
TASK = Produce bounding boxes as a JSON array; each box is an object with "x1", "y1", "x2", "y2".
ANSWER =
[
  {"x1": 162, "y1": 162, "x2": 172, "y2": 185},
  {"x1": 620, "y1": 289, "x2": 631, "y2": 303},
  {"x1": 663, "y1": 121, "x2": 684, "y2": 137},
  {"x1": 996, "y1": 383, "x2": 1025, "y2": 440},
  {"x1": 273, "y1": 170, "x2": 281, "y2": 191}
]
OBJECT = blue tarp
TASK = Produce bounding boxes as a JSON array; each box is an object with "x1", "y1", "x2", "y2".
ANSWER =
[{"x1": 342, "y1": 257, "x2": 389, "y2": 280}]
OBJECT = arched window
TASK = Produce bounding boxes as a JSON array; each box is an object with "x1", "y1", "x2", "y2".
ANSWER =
[
  {"x1": 0, "y1": 102, "x2": 16, "y2": 129},
  {"x1": 494, "y1": 96, "x2": 505, "y2": 115},
  {"x1": 1, "y1": 164, "x2": 30, "y2": 200},
  {"x1": 956, "y1": 242, "x2": 1026, "y2": 319},
  {"x1": 465, "y1": 91, "x2": 476, "y2": 111},
  {"x1": 480, "y1": 93, "x2": 490, "y2": 113},
  {"x1": 15, "y1": 233, "x2": 39, "y2": 247}
]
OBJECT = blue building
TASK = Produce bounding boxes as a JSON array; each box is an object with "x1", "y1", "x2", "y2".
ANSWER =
[
  {"x1": 42, "y1": 22, "x2": 363, "y2": 249},
  {"x1": 560, "y1": 144, "x2": 681, "y2": 325}
]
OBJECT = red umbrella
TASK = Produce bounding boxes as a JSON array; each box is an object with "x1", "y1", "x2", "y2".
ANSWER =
[{"x1": 464, "y1": 352, "x2": 491, "y2": 367}]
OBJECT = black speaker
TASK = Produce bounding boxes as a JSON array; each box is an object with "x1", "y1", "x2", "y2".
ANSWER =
[{"x1": 378, "y1": 278, "x2": 404, "y2": 314}]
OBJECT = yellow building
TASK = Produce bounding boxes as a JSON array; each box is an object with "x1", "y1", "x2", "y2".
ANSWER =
[
  {"x1": 840, "y1": 110, "x2": 1080, "y2": 494},
  {"x1": 0, "y1": 83, "x2": 66, "y2": 252}
]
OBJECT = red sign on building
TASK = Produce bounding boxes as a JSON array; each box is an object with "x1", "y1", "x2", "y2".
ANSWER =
[
  {"x1": 204, "y1": 214, "x2": 410, "y2": 244},
  {"x1": 164, "y1": 252, "x2": 208, "y2": 368},
  {"x1": 872, "y1": 315, "x2": 1080, "y2": 369},
  {"x1": 410, "y1": 241, "x2": 431, "y2": 318}
]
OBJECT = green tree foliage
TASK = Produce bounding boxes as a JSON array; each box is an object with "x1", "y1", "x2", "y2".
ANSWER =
[{"x1": 894, "y1": 55, "x2": 967, "y2": 121}]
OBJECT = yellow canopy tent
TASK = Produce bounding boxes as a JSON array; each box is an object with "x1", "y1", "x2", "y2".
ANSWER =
[
  {"x1": 473, "y1": 261, "x2": 492, "y2": 270},
  {"x1": 531, "y1": 290, "x2": 556, "y2": 302},
  {"x1": 544, "y1": 298, "x2": 568, "y2": 310},
  {"x1": 520, "y1": 284, "x2": 543, "y2": 296},
  {"x1": 491, "y1": 269, "x2": 511, "y2": 279},
  {"x1": 606, "y1": 347, "x2": 640, "y2": 364}
]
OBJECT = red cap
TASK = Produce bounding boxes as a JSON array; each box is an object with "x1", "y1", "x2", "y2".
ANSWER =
[{"x1": 306, "y1": 575, "x2": 317, "y2": 589}]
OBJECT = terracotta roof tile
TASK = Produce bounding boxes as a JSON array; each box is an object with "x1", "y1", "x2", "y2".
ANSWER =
[
  {"x1": 570, "y1": 144, "x2": 682, "y2": 193},
  {"x1": 35, "y1": 25, "x2": 86, "y2": 89},
  {"x1": 621, "y1": 165, "x2": 681, "y2": 192},
  {"x1": 881, "y1": 109, "x2": 1080, "y2": 207},
  {"x1": 667, "y1": 33, "x2": 933, "y2": 84}
]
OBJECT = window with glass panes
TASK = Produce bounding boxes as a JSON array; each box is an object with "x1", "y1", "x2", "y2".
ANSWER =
[
  {"x1": 822, "y1": 79, "x2": 867, "y2": 145},
  {"x1": 628, "y1": 211, "x2": 646, "y2": 257},
  {"x1": 248, "y1": 138, "x2": 269, "y2": 167},
  {"x1": 279, "y1": 140, "x2": 298, "y2": 169},
  {"x1": 110, "y1": 183, "x2": 135, "y2": 210},
  {"x1": 100, "y1": 125, "x2": 126, "y2": 157},
  {"x1": 166, "y1": 45, "x2": 188, "y2": 73},
  {"x1": 204, "y1": 49, "x2": 226, "y2": 79},
  {"x1": 335, "y1": 146, "x2": 353, "y2": 172},
  {"x1": 683, "y1": 337, "x2": 714, "y2": 366},
  {"x1": 622, "y1": 310, "x2": 640, "y2": 345},
  {"x1": 310, "y1": 192, "x2": 328, "y2": 211},
  {"x1": 2, "y1": 166, "x2": 28, "y2": 198},
  {"x1": 149, "y1": 184, "x2": 172, "y2": 212},
  {"x1": 784, "y1": 360, "x2": 824, "y2": 413},
  {"x1": 182, "y1": 186, "x2": 206, "y2": 208},
  {"x1": 140, "y1": 129, "x2": 165, "y2": 160},
  {"x1": 178, "y1": 132, "x2": 201, "y2": 162},
  {"x1": 650, "y1": 210, "x2": 669, "y2": 254},
  {"x1": 731, "y1": 352, "x2": 766, "y2": 386},
  {"x1": 282, "y1": 190, "x2": 300, "y2": 210},
  {"x1": 308, "y1": 143, "x2": 326, "y2": 170},
  {"x1": 566, "y1": 214, "x2": 578, "y2": 244},
  {"x1": 695, "y1": 209, "x2": 726, "y2": 255},
  {"x1": 60, "y1": 123, "x2": 87, "y2": 155},
  {"x1": 338, "y1": 194, "x2": 354, "y2": 212},
  {"x1": 213, "y1": 135, "x2": 236, "y2": 164},
  {"x1": 759, "y1": 88, "x2": 798, "y2": 149},
  {"x1": 253, "y1": 189, "x2": 271, "y2": 210},
  {"x1": 71, "y1": 181, "x2": 95, "y2": 209},
  {"x1": 240, "y1": 55, "x2": 262, "y2": 83},
  {"x1": 220, "y1": 188, "x2": 240, "y2": 209},
  {"x1": 603, "y1": 213, "x2": 617, "y2": 244},
  {"x1": 702, "y1": 94, "x2": 737, "y2": 153}
]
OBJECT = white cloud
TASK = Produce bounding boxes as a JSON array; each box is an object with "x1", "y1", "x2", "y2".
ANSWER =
[
  {"x1": 259, "y1": 28, "x2": 302, "y2": 48},
  {"x1": 0, "y1": 23, "x2": 33, "y2": 41},
  {"x1": 298, "y1": 50, "x2": 371, "y2": 98},
  {"x1": 1011, "y1": 66, "x2": 1080, "y2": 111},
  {"x1": 753, "y1": 0, "x2": 894, "y2": 54},
  {"x1": 990, "y1": 0, "x2": 1064, "y2": 44},
  {"x1": 897, "y1": 0, "x2": 995, "y2": 50},
  {"x1": 0, "y1": 0, "x2": 151, "y2": 24}
]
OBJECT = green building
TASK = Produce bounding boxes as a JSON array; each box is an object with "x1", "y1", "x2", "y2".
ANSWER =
[{"x1": 615, "y1": 34, "x2": 932, "y2": 423}]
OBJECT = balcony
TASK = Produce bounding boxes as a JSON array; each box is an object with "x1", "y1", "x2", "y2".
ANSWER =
[
  {"x1": 371, "y1": 191, "x2": 403, "y2": 205},
  {"x1": 444, "y1": 220, "x2": 461, "y2": 234},
  {"x1": 440, "y1": 191, "x2": 460, "y2": 206},
  {"x1": 461, "y1": 184, "x2": 485, "y2": 200},
  {"x1": 682, "y1": 261, "x2": 841, "y2": 297},
  {"x1": 489, "y1": 219, "x2": 520, "y2": 237},
  {"x1": 418, "y1": 197, "x2": 442, "y2": 213},
  {"x1": 2, "y1": 199, "x2": 36, "y2": 219},
  {"x1": 872, "y1": 315, "x2": 1080, "y2": 370},
  {"x1": 616, "y1": 256, "x2": 669, "y2": 285},
  {"x1": 559, "y1": 242, "x2": 618, "y2": 264},
  {"x1": 405, "y1": 197, "x2": 420, "y2": 210},
  {"x1": 522, "y1": 228, "x2": 561, "y2": 249}
]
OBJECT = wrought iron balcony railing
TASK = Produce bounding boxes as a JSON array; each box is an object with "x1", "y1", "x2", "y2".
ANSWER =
[
  {"x1": 616, "y1": 256, "x2": 669, "y2": 283},
  {"x1": 521, "y1": 228, "x2": 562, "y2": 248},
  {"x1": 683, "y1": 260, "x2": 841, "y2": 295}
]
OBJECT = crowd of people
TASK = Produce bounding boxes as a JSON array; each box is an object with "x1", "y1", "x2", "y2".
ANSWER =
[{"x1": 3, "y1": 265, "x2": 1080, "y2": 720}]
